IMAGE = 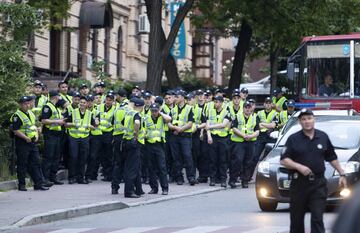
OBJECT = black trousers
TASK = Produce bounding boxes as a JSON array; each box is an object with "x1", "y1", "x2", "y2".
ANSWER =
[
  {"x1": 229, "y1": 141, "x2": 255, "y2": 183},
  {"x1": 145, "y1": 142, "x2": 169, "y2": 191},
  {"x1": 99, "y1": 132, "x2": 114, "y2": 179},
  {"x1": 86, "y1": 135, "x2": 102, "y2": 179},
  {"x1": 141, "y1": 144, "x2": 149, "y2": 181},
  {"x1": 191, "y1": 131, "x2": 201, "y2": 176},
  {"x1": 169, "y1": 135, "x2": 195, "y2": 182},
  {"x1": 111, "y1": 134, "x2": 124, "y2": 190},
  {"x1": 42, "y1": 134, "x2": 61, "y2": 181},
  {"x1": 164, "y1": 132, "x2": 174, "y2": 178},
  {"x1": 122, "y1": 139, "x2": 142, "y2": 195},
  {"x1": 199, "y1": 135, "x2": 210, "y2": 179},
  {"x1": 208, "y1": 136, "x2": 228, "y2": 182},
  {"x1": 290, "y1": 176, "x2": 327, "y2": 233},
  {"x1": 68, "y1": 136, "x2": 89, "y2": 181},
  {"x1": 15, "y1": 140, "x2": 43, "y2": 186}
]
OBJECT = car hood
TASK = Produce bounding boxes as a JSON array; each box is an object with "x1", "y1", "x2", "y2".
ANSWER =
[{"x1": 265, "y1": 147, "x2": 360, "y2": 164}]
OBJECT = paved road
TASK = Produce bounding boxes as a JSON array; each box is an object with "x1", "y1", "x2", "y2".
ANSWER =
[{"x1": 16, "y1": 185, "x2": 338, "y2": 233}]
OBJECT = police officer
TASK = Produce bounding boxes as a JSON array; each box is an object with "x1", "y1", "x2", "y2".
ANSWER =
[
  {"x1": 65, "y1": 96, "x2": 95, "y2": 184},
  {"x1": 228, "y1": 89, "x2": 243, "y2": 121},
  {"x1": 272, "y1": 87, "x2": 287, "y2": 112},
  {"x1": 145, "y1": 103, "x2": 171, "y2": 195},
  {"x1": 168, "y1": 90, "x2": 196, "y2": 186},
  {"x1": 79, "y1": 83, "x2": 90, "y2": 97},
  {"x1": 31, "y1": 80, "x2": 48, "y2": 118},
  {"x1": 163, "y1": 90, "x2": 175, "y2": 181},
  {"x1": 41, "y1": 90, "x2": 66, "y2": 185},
  {"x1": 252, "y1": 97, "x2": 278, "y2": 176},
  {"x1": 58, "y1": 81, "x2": 72, "y2": 104},
  {"x1": 11, "y1": 96, "x2": 49, "y2": 191},
  {"x1": 117, "y1": 88, "x2": 129, "y2": 108},
  {"x1": 278, "y1": 99, "x2": 296, "y2": 129},
  {"x1": 97, "y1": 93, "x2": 116, "y2": 181},
  {"x1": 122, "y1": 98, "x2": 145, "y2": 198},
  {"x1": 229, "y1": 101, "x2": 259, "y2": 188},
  {"x1": 205, "y1": 95, "x2": 231, "y2": 187},
  {"x1": 280, "y1": 108, "x2": 346, "y2": 233}
]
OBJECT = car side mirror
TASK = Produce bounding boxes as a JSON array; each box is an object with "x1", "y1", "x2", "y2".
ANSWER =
[{"x1": 270, "y1": 131, "x2": 279, "y2": 139}]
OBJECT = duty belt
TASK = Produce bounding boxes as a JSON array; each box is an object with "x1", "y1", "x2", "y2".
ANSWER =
[{"x1": 290, "y1": 172, "x2": 324, "y2": 181}]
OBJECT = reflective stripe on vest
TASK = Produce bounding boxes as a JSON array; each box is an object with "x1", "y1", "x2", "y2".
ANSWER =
[
  {"x1": 44, "y1": 102, "x2": 62, "y2": 131},
  {"x1": 258, "y1": 110, "x2": 277, "y2": 132},
  {"x1": 32, "y1": 95, "x2": 47, "y2": 117},
  {"x1": 231, "y1": 113, "x2": 256, "y2": 142},
  {"x1": 68, "y1": 109, "x2": 92, "y2": 138},
  {"x1": 15, "y1": 110, "x2": 38, "y2": 138},
  {"x1": 272, "y1": 96, "x2": 287, "y2": 111},
  {"x1": 208, "y1": 107, "x2": 229, "y2": 137},
  {"x1": 171, "y1": 104, "x2": 192, "y2": 133},
  {"x1": 113, "y1": 107, "x2": 127, "y2": 136},
  {"x1": 279, "y1": 110, "x2": 288, "y2": 125},
  {"x1": 145, "y1": 116, "x2": 165, "y2": 143},
  {"x1": 60, "y1": 93, "x2": 72, "y2": 104},
  {"x1": 162, "y1": 104, "x2": 171, "y2": 132},
  {"x1": 98, "y1": 104, "x2": 115, "y2": 132}
]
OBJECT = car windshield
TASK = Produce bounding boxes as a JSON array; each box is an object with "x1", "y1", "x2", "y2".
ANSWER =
[{"x1": 278, "y1": 120, "x2": 360, "y2": 149}]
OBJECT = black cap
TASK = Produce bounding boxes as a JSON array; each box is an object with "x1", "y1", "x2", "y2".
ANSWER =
[
  {"x1": 58, "y1": 81, "x2": 68, "y2": 87},
  {"x1": 130, "y1": 93, "x2": 142, "y2": 99},
  {"x1": 117, "y1": 88, "x2": 127, "y2": 97},
  {"x1": 175, "y1": 90, "x2": 186, "y2": 97},
  {"x1": 287, "y1": 99, "x2": 295, "y2": 107},
  {"x1": 185, "y1": 93, "x2": 194, "y2": 100},
  {"x1": 133, "y1": 85, "x2": 141, "y2": 91},
  {"x1": 106, "y1": 93, "x2": 115, "y2": 100},
  {"x1": 298, "y1": 108, "x2": 314, "y2": 118},
  {"x1": 232, "y1": 89, "x2": 241, "y2": 97},
  {"x1": 86, "y1": 94, "x2": 94, "y2": 101},
  {"x1": 272, "y1": 87, "x2": 282, "y2": 96},
  {"x1": 143, "y1": 92, "x2": 152, "y2": 98},
  {"x1": 73, "y1": 92, "x2": 81, "y2": 98},
  {"x1": 155, "y1": 96, "x2": 163, "y2": 105},
  {"x1": 264, "y1": 97, "x2": 272, "y2": 103},
  {"x1": 240, "y1": 87, "x2": 249, "y2": 94},
  {"x1": 131, "y1": 97, "x2": 145, "y2": 107},
  {"x1": 243, "y1": 101, "x2": 252, "y2": 108},
  {"x1": 214, "y1": 88, "x2": 222, "y2": 94},
  {"x1": 80, "y1": 96, "x2": 87, "y2": 101},
  {"x1": 165, "y1": 90, "x2": 175, "y2": 96},
  {"x1": 94, "y1": 81, "x2": 105, "y2": 88},
  {"x1": 33, "y1": 80, "x2": 42, "y2": 87},
  {"x1": 19, "y1": 96, "x2": 32, "y2": 103},
  {"x1": 150, "y1": 103, "x2": 160, "y2": 111},
  {"x1": 196, "y1": 89, "x2": 204, "y2": 95},
  {"x1": 248, "y1": 98, "x2": 256, "y2": 103},
  {"x1": 49, "y1": 90, "x2": 59, "y2": 97},
  {"x1": 80, "y1": 83, "x2": 88, "y2": 89},
  {"x1": 205, "y1": 89, "x2": 212, "y2": 96},
  {"x1": 214, "y1": 95, "x2": 224, "y2": 102}
]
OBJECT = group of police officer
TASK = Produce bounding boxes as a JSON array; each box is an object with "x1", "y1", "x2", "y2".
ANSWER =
[{"x1": 11, "y1": 79, "x2": 296, "y2": 197}]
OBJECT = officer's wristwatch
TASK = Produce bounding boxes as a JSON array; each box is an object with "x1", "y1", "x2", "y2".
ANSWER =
[{"x1": 339, "y1": 174, "x2": 346, "y2": 177}]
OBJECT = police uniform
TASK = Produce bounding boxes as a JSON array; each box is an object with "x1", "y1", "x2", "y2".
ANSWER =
[
  {"x1": 281, "y1": 109, "x2": 339, "y2": 233},
  {"x1": 272, "y1": 87, "x2": 287, "y2": 112},
  {"x1": 229, "y1": 101, "x2": 259, "y2": 188},
  {"x1": 169, "y1": 92, "x2": 196, "y2": 185},
  {"x1": 278, "y1": 99, "x2": 296, "y2": 129},
  {"x1": 144, "y1": 103, "x2": 169, "y2": 195},
  {"x1": 11, "y1": 96, "x2": 48, "y2": 191},
  {"x1": 66, "y1": 101, "x2": 95, "y2": 184},
  {"x1": 97, "y1": 95, "x2": 116, "y2": 181},
  {"x1": 41, "y1": 90, "x2": 64, "y2": 184},
  {"x1": 162, "y1": 92, "x2": 175, "y2": 181},
  {"x1": 122, "y1": 98, "x2": 145, "y2": 198},
  {"x1": 206, "y1": 96, "x2": 231, "y2": 187}
]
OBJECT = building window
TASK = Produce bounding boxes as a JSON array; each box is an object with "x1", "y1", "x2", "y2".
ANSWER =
[
  {"x1": 104, "y1": 27, "x2": 110, "y2": 74},
  {"x1": 117, "y1": 26, "x2": 123, "y2": 77}
]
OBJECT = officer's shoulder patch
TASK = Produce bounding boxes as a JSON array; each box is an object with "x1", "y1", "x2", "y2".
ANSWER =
[
  {"x1": 44, "y1": 107, "x2": 49, "y2": 113},
  {"x1": 13, "y1": 116, "x2": 18, "y2": 122}
]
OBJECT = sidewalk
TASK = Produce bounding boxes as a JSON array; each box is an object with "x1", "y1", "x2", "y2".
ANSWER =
[{"x1": 0, "y1": 180, "x2": 223, "y2": 230}]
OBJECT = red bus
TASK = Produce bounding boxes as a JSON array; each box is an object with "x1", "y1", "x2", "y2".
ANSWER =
[{"x1": 287, "y1": 33, "x2": 360, "y2": 111}]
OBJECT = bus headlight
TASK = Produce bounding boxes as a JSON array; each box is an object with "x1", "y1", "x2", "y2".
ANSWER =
[{"x1": 258, "y1": 161, "x2": 270, "y2": 177}]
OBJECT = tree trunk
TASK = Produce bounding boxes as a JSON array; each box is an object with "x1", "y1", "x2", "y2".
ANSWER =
[
  {"x1": 269, "y1": 45, "x2": 281, "y2": 93},
  {"x1": 227, "y1": 20, "x2": 252, "y2": 96},
  {"x1": 145, "y1": 0, "x2": 193, "y2": 94},
  {"x1": 164, "y1": 54, "x2": 181, "y2": 88}
]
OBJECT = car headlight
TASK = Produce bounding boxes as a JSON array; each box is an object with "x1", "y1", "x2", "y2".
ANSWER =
[
  {"x1": 258, "y1": 161, "x2": 270, "y2": 177},
  {"x1": 334, "y1": 161, "x2": 360, "y2": 176}
]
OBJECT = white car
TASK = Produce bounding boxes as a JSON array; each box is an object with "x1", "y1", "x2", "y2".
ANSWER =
[{"x1": 240, "y1": 70, "x2": 287, "y2": 96}]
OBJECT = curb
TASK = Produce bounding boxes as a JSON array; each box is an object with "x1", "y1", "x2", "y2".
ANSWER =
[
  {"x1": 0, "y1": 187, "x2": 223, "y2": 231},
  {"x1": 0, "y1": 170, "x2": 67, "y2": 191}
]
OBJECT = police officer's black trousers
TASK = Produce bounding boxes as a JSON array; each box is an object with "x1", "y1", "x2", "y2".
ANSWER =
[
  {"x1": 99, "y1": 132, "x2": 113, "y2": 179},
  {"x1": 122, "y1": 139, "x2": 142, "y2": 195},
  {"x1": 68, "y1": 136, "x2": 89, "y2": 181},
  {"x1": 141, "y1": 144, "x2": 149, "y2": 182},
  {"x1": 60, "y1": 131, "x2": 70, "y2": 169},
  {"x1": 85, "y1": 135, "x2": 102, "y2": 180},
  {"x1": 111, "y1": 135, "x2": 124, "y2": 190},
  {"x1": 169, "y1": 135, "x2": 195, "y2": 182},
  {"x1": 15, "y1": 140, "x2": 43, "y2": 187},
  {"x1": 208, "y1": 136, "x2": 228, "y2": 183},
  {"x1": 199, "y1": 135, "x2": 210, "y2": 179},
  {"x1": 290, "y1": 176, "x2": 327, "y2": 233},
  {"x1": 164, "y1": 132, "x2": 174, "y2": 178},
  {"x1": 229, "y1": 141, "x2": 255, "y2": 183},
  {"x1": 145, "y1": 142, "x2": 169, "y2": 191},
  {"x1": 42, "y1": 134, "x2": 61, "y2": 181}
]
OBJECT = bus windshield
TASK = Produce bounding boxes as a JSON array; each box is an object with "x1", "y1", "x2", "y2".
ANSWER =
[{"x1": 302, "y1": 41, "x2": 351, "y2": 98}]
